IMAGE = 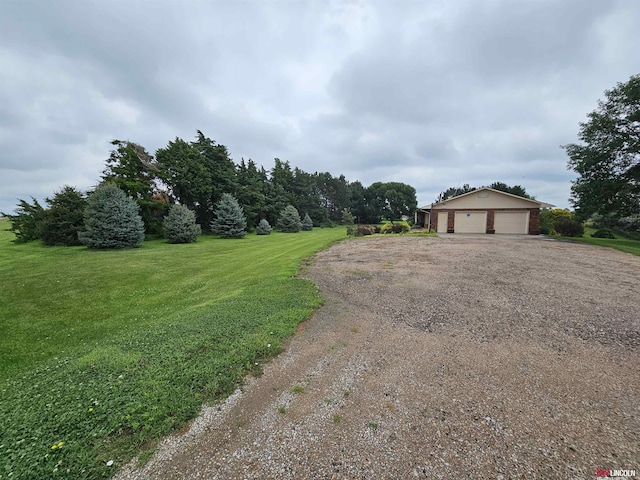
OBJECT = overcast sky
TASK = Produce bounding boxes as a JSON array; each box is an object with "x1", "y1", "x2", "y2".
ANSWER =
[{"x1": 1, "y1": 0, "x2": 639, "y2": 214}]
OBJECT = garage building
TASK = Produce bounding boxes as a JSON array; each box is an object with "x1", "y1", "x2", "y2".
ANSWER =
[{"x1": 417, "y1": 188, "x2": 554, "y2": 234}]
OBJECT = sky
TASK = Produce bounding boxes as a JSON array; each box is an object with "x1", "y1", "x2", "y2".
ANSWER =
[{"x1": 1, "y1": 0, "x2": 639, "y2": 214}]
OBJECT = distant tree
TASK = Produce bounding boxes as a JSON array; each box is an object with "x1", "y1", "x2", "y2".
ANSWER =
[
  {"x1": 163, "y1": 204, "x2": 201, "y2": 243},
  {"x1": 210, "y1": 193, "x2": 247, "y2": 238},
  {"x1": 256, "y1": 218, "x2": 272, "y2": 235},
  {"x1": 156, "y1": 131, "x2": 237, "y2": 230},
  {"x1": 79, "y1": 184, "x2": 145, "y2": 249},
  {"x1": 316, "y1": 172, "x2": 350, "y2": 223},
  {"x1": 236, "y1": 158, "x2": 269, "y2": 228},
  {"x1": 1, "y1": 197, "x2": 46, "y2": 243},
  {"x1": 277, "y1": 205, "x2": 302, "y2": 233},
  {"x1": 437, "y1": 184, "x2": 476, "y2": 202},
  {"x1": 367, "y1": 182, "x2": 417, "y2": 221},
  {"x1": 40, "y1": 186, "x2": 87, "y2": 246},
  {"x1": 301, "y1": 213, "x2": 314, "y2": 231},
  {"x1": 564, "y1": 74, "x2": 640, "y2": 221},
  {"x1": 488, "y1": 182, "x2": 532, "y2": 199},
  {"x1": 102, "y1": 140, "x2": 165, "y2": 234}
]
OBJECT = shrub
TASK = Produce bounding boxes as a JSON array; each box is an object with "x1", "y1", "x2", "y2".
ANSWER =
[
  {"x1": 354, "y1": 225, "x2": 374, "y2": 236},
  {"x1": 277, "y1": 205, "x2": 302, "y2": 233},
  {"x1": 256, "y1": 219, "x2": 273, "y2": 235},
  {"x1": 553, "y1": 217, "x2": 584, "y2": 237},
  {"x1": 380, "y1": 221, "x2": 410, "y2": 234},
  {"x1": 540, "y1": 208, "x2": 574, "y2": 235},
  {"x1": 163, "y1": 204, "x2": 201, "y2": 243},
  {"x1": 301, "y1": 213, "x2": 314, "y2": 231},
  {"x1": 392, "y1": 221, "x2": 411, "y2": 233},
  {"x1": 380, "y1": 222, "x2": 393, "y2": 234},
  {"x1": 79, "y1": 184, "x2": 145, "y2": 248},
  {"x1": 210, "y1": 193, "x2": 247, "y2": 238},
  {"x1": 591, "y1": 228, "x2": 616, "y2": 239}
]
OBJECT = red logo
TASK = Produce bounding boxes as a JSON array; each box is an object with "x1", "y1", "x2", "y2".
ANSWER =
[{"x1": 596, "y1": 469, "x2": 611, "y2": 477}]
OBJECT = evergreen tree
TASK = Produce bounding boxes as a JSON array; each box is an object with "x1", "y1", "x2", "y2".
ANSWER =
[
  {"x1": 163, "y1": 204, "x2": 201, "y2": 243},
  {"x1": 156, "y1": 131, "x2": 237, "y2": 230},
  {"x1": 256, "y1": 218, "x2": 273, "y2": 235},
  {"x1": 301, "y1": 213, "x2": 314, "y2": 231},
  {"x1": 277, "y1": 205, "x2": 302, "y2": 233},
  {"x1": 236, "y1": 158, "x2": 269, "y2": 228},
  {"x1": 40, "y1": 186, "x2": 87, "y2": 246},
  {"x1": 102, "y1": 140, "x2": 165, "y2": 234},
  {"x1": 210, "y1": 193, "x2": 247, "y2": 238},
  {"x1": 79, "y1": 184, "x2": 145, "y2": 249},
  {"x1": 1, "y1": 197, "x2": 46, "y2": 243}
]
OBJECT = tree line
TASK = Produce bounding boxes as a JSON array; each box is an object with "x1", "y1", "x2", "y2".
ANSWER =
[{"x1": 2, "y1": 131, "x2": 418, "y2": 245}]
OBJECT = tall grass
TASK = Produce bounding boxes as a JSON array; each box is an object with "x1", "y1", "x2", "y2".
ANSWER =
[{"x1": 0, "y1": 219, "x2": 345, "y2": 479}]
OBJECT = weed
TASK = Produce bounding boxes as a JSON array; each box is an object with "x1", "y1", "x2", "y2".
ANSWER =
[
  {"x1": 343, "y1": 390, "x2": 351, "y2": 398},
  {"x1": 278, "y1": 406, "x2": 287, "y2": 414},
  {"x1": 351, "y1": 327, "x2": 359, "y2": 333},
  {"x1": 332, "y1": 414, "x2": 342, "y2": 424},
  {"x1": 367, "y1": 422, "x2": 379, "y2": 431},
  {"x1": 290, "y1": 385, "x2": 305, "y2": 394}
]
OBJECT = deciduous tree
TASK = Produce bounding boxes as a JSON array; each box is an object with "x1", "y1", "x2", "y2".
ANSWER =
[{"x1": 564, "y1": 74, "x2": 640, "y2": 220}]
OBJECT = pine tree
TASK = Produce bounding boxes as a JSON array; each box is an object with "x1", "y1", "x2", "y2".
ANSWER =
[
  {"x1": 210, "y1": 193, "x2": 247, "y2": 238},
  {"x1": 277, "y1": 205, "x2": 302, "y2": 233},
  {"x1": 256, "y1": 219, "x2": 272, "y2": 235},
  {"x1": 79, "y1": 184, "x2": 145, "y2": 249},
  {"x1": 164, "y1": 204, "x2": 201, "y2": 243},
  {"x1": 40, "y1": 186, "x2": 87, "y2": 246},
  {"x1": 301, "y1": 213, "x2": 314, "y2": 231}
]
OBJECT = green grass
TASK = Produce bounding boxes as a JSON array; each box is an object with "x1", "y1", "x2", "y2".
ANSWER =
[
  {"x1": 560, "y1": 226, "x2": 640, "y2": 256},
  {"x1": 0, "y1": 219, "x2": 345, "y2": 479}
]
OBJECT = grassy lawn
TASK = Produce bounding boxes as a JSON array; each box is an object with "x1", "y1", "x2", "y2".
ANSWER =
[
  {"x1": 560, "y1": 226, "x2": 640, "y2": 256},
  {"x1": 0, "y1": 218, "x2": 346, "y2": 479}
]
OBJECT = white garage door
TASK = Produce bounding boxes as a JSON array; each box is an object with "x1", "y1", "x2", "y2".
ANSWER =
[
  {"x1": 437, "y1": 212, "x2": 448, "y2": 233},
  {"x1": 494, "y1": 211, "x2": 529, "y2": 234},
  {"x1": 454, "y1": 211, "x2": 487, "y2": 233}
]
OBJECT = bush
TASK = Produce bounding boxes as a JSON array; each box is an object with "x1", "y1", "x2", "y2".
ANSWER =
[
  {"x1": 354, "y1": 225, "x2": 374, "y2": 236},
  {"x1": 553, "y1": 217, "x2": 584, "y2": 237},
  {"x1": 591, "y1": 228, "x2": 616, "y2": 239},
  {"x1": 210, "y1": 193, "x2": 247, "y2": 238},
  {"x1": 380, "y1": 221, "x2": 410, "y2": 234},
  {"x1": 277, "y1": 205, "x2": 302, "y2": 233},
  {"x1": 301, "y1": 213, "x2": 314, "y2": 231},
  {"x1": 256, "y1": 219, "x2": 272, "y2": 235},
  {"x1": 163, "y1": 204, "x2": 201, "y2": 243},
  {"x1": 79, "y1": 184, "x2": 145, "y2": 248},
  {"x1": 540, "y1": 208, "x2": 574, "y2": 235}
]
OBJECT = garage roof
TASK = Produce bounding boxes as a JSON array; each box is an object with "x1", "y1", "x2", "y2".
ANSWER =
[{"x1": 419, "y1": 187, "x2": 555, "y2": 210}]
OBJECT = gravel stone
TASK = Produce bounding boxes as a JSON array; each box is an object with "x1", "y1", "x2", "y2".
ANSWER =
[{"x1": 115, "y1": 235, "x2": 639, "y2": 479}]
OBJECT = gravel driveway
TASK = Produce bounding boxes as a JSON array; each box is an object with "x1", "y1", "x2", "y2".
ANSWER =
[{"x1": 117, "y1": 235, "x2": 639, "y2": 479}]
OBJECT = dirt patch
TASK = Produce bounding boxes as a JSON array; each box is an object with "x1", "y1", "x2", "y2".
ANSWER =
[{"x1": 116, "y1": 235, "x2": 639, "y2": 479}]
